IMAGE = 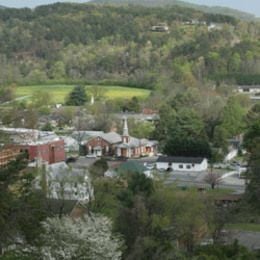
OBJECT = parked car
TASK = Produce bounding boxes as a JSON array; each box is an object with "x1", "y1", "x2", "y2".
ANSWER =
[{"x1": 66, "y1": 157, "x2": 78, "y2": 163}]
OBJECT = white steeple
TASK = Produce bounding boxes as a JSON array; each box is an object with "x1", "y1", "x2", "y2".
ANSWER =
[
  {"x1": 123, "y1": 116, "x2": 129, "y2": 136},
  {"x1": 122, "y1": 117, "x2": 129, "y2": 144}
]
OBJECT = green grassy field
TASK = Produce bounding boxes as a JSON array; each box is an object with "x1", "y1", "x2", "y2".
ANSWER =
[
  {"x1": 225, "y1": 223, "x2": 260, "y2": 232},
  {"x1": 15, "y1": 84, "x2": 151, "y2": 104}
]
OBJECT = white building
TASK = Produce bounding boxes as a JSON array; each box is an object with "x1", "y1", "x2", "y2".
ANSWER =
[
  {"x1": 156, "y1": 156, "x2": 208, "y2": 172},
  {"x1": 35, "y1": 162, "x2": 93, "y2": 202},
  {"x1": 237, "y1": 85, "x2": 260, "y2": 94}
]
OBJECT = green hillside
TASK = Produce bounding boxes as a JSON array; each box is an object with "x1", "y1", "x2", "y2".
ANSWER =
[
  {"x1": 0, "y1": 2, "x2": 258, "y2": 90},
  {"x1": 91, "y1": 0, "x2": 256, "y2": 20}
]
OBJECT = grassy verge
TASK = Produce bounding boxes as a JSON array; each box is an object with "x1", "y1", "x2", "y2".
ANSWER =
[{"x1": 225, "y1": 223, "x2": 260, "y2": 232}]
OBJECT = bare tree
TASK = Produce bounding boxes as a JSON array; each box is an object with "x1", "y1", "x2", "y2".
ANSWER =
[{"x1": 204, "y1": 170, "x2": 222, "y2": 189}]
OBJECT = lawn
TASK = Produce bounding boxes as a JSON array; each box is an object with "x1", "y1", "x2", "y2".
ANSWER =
[
  {"x1": 225, "y1": 223, "x2": 260, "y2": 232},
  {"x1": 15, "y1": 84, "x2": 151, "y2": 104}
]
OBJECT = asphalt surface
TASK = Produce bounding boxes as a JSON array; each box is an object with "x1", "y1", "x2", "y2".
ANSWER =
[
  {"x1": 227, "y1": 231, "x2": 260, "y2": 251},
  {"x1": 162, "y1": 170, "x2": 245, "y2": 193}
]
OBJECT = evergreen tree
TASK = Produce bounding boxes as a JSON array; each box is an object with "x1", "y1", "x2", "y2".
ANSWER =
[{"x1": 66, "y1": 85, "x2": 88, "y2": 106}]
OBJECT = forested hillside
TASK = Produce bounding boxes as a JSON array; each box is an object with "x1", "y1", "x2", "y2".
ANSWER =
[
  {"x1": 0, "y1": 2, "x2": 259, "y2": 88},
  {"x1": 91, "y1": 0, "x2": 257, "y2": 21}
]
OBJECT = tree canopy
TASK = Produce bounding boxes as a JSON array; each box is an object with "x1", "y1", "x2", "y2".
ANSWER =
[{"x1": 66, "y1": 85, "x2": 88, "y2": 106}]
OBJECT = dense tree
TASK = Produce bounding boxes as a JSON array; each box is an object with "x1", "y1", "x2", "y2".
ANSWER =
[
  {"x1": 194, "y1": 240, "x2": 259, "y2": 259},
  {"x1": 213, "y1": 96, "x2": 248, "y2": 151},
  {"x1": 0, "y1": 84, "x2": 15, "y2": 103},
  {"x1": 65, "y1": 85, "x2": 88, "y2": 106},
  {"x1": 89, "y1": 158, "x2": 109, "y2": 178},
  {"x1": 0, "y1": 155, "x2": 47, "y2": 252},
  {"x1": 245, "y1": 143, "x2": 260, "y2": 212},
  {"x1": 156, "y1": 106, "x2": 211, "y2": 157},
  {"x1": 244, "y1": 104, "x2": 260, "y2": 152},
  {"x1": 129, "y1": 120, "x2": 155, "y2": 139}
]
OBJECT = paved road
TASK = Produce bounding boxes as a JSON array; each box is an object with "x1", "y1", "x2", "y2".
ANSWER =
[
  {"x1": 1, "y1": 95, "x2": 31, "y2": 105},
  {"x1": 228, "y1": 230, "x2": 260, "y2": 250},
  {"x1": 163, "y1": 171, "x2": 245, "y2": 193}
]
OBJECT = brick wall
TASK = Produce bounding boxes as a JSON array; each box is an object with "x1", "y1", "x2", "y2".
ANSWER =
[
  {"x1": 19, "y1": 139, "x2": 65, "y2": 164},
  {"x1": 84, "y1": 137, "x2": 112, "y2": 155}
]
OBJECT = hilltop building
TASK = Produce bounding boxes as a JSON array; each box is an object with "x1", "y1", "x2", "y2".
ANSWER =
[
  {"x1": 151, "y1": 23, "x2": 169, "y2": 32},
  {"x1": 237, "y1": 85, "x2": 260, "y2": 94}
]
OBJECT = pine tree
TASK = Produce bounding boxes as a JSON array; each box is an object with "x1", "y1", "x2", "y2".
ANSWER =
[{"x1": 66, "y1": 85, "x2": 88, "y2": 106}]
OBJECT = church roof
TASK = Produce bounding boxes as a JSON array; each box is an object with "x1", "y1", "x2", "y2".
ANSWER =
[
  {"x1": 101, "y1": 132, "x2": 122, "y2": 144},
  {"x1": 116, "y1": 136, "x2": 141, "y2": 148}
]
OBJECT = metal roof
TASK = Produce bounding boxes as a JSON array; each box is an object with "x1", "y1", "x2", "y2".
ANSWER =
[
  {"x1": 238, "y1": 85, "x2": 260, "y2": 89},
  {"x1": 157, "y1": 156, "x2": 205, "y2": 164},
  {"x1": 101, "y1": 132, "x2": 122, "y2": 144}
]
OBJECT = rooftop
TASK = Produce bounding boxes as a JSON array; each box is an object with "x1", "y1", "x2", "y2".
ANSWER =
[
  {"x1": 0, "y1": 127, "x2": 61, "y2": 145},
  {"x1": 101, "y1": 132, "x2": 122, "y2": 144},
  {"x1": 238, "y1": 85, "x2": 260, "y2": 89},
  {"x1": 157, "y1": 156, "x2": 205, "y2": 164}
]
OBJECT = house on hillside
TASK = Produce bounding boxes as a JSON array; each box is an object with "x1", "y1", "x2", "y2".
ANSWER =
[
  {"x1": 207, "y1": 23, "x2": 223, "y2": 31},
  {"x1": 81, "y1": 117, "x2": 158, "y2": 158},
  {"x1": 156, "y1": 156, "x2": 208, "y2": 172},
  {"x1": 0, "y1": 128, "x2": 65, "y2": 164},
  {"x1": 151, "y1": 23, "x2": 169, "y2": 32},
  {"x1": 183, "y1": 19, "x2": 206, "y2": 26},
  {"x1": 237, "y1": 85, "x2": 260, "y2": 94}
]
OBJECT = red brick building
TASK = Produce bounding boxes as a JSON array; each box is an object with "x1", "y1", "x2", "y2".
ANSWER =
[
  {"x1": 82, "y1": 132, "x2": 121, "y2": 156},
  {"x1": 20, "y1": 139, "x2": 65, "y2": 164},
  {"x1": 0, "y1": 128, "x2": 65, "y2": 164}
]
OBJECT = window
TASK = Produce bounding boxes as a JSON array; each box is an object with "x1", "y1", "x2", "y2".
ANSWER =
[
  {"x1": 186, "y1": 165, "x2": 191, "y2": 169},
  {"x1": 179, "y1": 164, "x2": 183, "y2": 169}
]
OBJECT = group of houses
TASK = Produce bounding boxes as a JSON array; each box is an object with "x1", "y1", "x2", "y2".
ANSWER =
[
  {"x1": 0, "y1": 117, "x2": 210, "y2": 172},
  {"x1": 0, "y1": 117, "x2": 158, "y2": 166},
  {"x1": 0, "y1": 118, "x2": 211, "y2": 203}
]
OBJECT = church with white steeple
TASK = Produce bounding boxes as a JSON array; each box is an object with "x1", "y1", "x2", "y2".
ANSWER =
[
  {"x1": 115, "y1": 117, "x2": 157, "y2": 158},
  {"x1": 80, "y1": 117, "x2": 158, "y2": 158}
]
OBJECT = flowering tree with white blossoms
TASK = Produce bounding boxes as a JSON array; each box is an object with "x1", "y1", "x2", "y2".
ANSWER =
[
  {"x1": 7, "y1": 214, "x2": 123, "y2": 260},
  {"x1": 38, "y1": 214, "x2": 124, "y2": 260}
]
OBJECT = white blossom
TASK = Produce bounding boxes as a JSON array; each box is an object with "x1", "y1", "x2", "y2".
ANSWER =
[{"x1": 37, "y1": 214, "x2": 123, "y2": 260}]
